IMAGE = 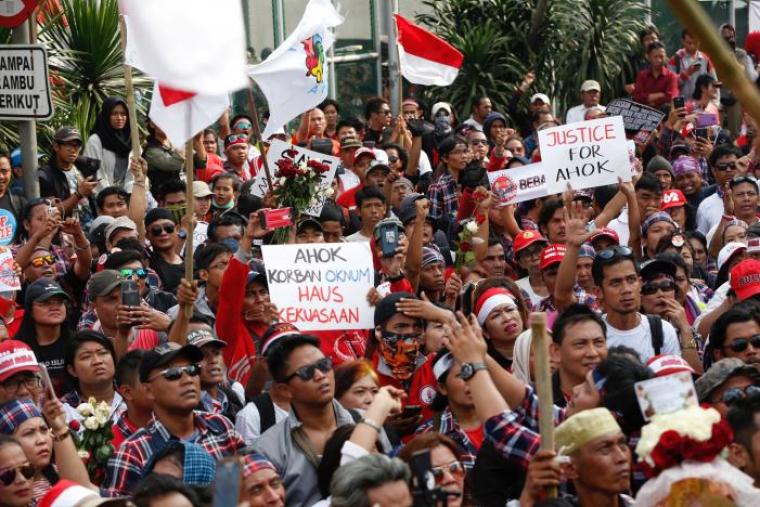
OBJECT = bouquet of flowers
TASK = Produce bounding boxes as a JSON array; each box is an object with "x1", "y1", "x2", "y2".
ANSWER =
[
  {"x1": 71, "y1": 398, "x2": 115, "y2": 485},
  {"x1": 454, "y1": 219, "x2": 481, "y2": 270},
  {"x1": 273, "y1": 150, "x2": 333, "y2": 211}
]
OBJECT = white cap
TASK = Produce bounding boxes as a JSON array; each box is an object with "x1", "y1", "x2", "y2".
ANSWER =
[
  {"x1": 580, "y1": 80, "x2": 601, "y2": 92},
  {"x1": 718, "y1": 241, "x2": 747, "y2": 271},
  {"x1": 530, "y1": 93, "x2": 551, "y2": 104},
  {"x1": 431, "y1": 102, "x2": 453, "y2": 117}
]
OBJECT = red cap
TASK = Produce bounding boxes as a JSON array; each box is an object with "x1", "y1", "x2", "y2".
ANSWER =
[
  {"x1": 646, "y1": 354, "x2": 695, "y2": 377},
  {"x1": 590, "y1": 227, "x2": 619, "y2": 245},
  {"x1": 660, "y1": 189, "x2": 687, "y2": 211},
  {"x1": 539, "y1": 243, "x2": 567, "y2": 271},
  {"x1": 353, "y1": 147, "x2": 376, "y2": 164},
  {"x1": 0, "y1": 341, "x2": 39, "y2": 383},
  {"x1": 513, "y1": 230, "x2": 547, "y2": 256},
  {"x1": 730, "y1": 259, "x2": 760, "y2": 301}
]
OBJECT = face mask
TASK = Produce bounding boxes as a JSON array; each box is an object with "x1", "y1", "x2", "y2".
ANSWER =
[
  {"x1": 220, "y1": 237, "x2": 239, "y2": 252},
  {"x1": 434, "y1": 115, "x2": 451, "y2": 136},
  {"x1": 380, "y1": 330, "x2": 421, "y2": 380}
]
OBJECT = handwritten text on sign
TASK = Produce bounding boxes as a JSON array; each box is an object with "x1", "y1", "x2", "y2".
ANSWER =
[
  {"x1": 487, "y1": 162, "x2": 548, "y2": 206},
  {"x1": 538, "y1": 116, "x2": 630, "y2": 194},
  {"x1": 261, "y1": 242, "x2": 374, "y2": 330},
  {"x1": 250, "y1": 139, "x2": 338, "y2": 216},
  {"x1": 0, "y1": 45, "x2": 53, "y2": 120},
  {"x1": 604, "y1": 98, "x2": 665, "y2": 144}
]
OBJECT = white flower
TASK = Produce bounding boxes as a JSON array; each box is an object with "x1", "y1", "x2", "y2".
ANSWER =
[
  {"x1": 309, "y1": 198, "x2": 318, "y2": 207},
  {"x1": 83, "y1": 416, "x2": 99, "y2": 431},
  {"x1": 324, "y1": 187, "x2": 334, "y2": 197},
  {"x1": 76, "y1": 403, "x2": 93, "y2": 417},
  {"x1": 77, "y1": 449, "x2": 90, "y2": 459},
  {"x1": 298, "y1": 165, "x2": 307, "y2": 175},
  {"x1": 465, "y1": 221, "x2": 478, "y2": 234},
  {"x1": 279, "y1": 177, "x2": 287, "y2": 186},
  {"x1": 635, "y1": 406, "x2": 721, "y2": 466},
  {"x1": 95, "y1": 413, "x2": 109, "y2": 427}
]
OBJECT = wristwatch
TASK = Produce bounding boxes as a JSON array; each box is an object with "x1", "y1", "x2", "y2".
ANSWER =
[{"x1": 458, "y1": 362, "x2": 487, "y2": 381}]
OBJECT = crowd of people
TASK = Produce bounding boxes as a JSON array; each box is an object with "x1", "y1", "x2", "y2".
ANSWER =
[{"x1": 5, "y1": 18, "x2": 760, "y2": 507}]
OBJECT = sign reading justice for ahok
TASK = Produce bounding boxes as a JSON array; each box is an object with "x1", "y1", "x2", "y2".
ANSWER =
[
  {"x1": 538, "y1": 116, "x2": 630, "y2": 194},
  {"x1": 0, "y1": 44, "x2": 53, "y2": 120}
]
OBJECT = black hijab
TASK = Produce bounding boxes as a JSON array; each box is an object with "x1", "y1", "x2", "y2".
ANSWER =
[{"x1": 91, "y1": 97, "x2": 132, "y2": 158}]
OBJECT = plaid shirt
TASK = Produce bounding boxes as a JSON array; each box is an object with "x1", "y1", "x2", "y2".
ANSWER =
[
  {"x1": 103, "y1": 411, "x2": 243, "y2": 497},
  {"x1": 537, "y1": 286, "x2": 598, "y2": 313},
  {"x1": 427, "y1": 171, "x2": 459, "y2": 223},
  {"x1": 416, "y1": 407, "x2": 479, "y2": 470}
]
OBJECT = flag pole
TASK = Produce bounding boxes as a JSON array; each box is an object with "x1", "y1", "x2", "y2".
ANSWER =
[
  {"x1": 118, "y1": 16, "x2": 142, "y2": 160},
  {"x1": 531, "y1": 312, "x2": 557, "y2": 498},
  {"x1": 385, "y1": 0, "x2": 402, "y2": 115},
  {"x1": 183, "y1": 136, "x2": 195, "y2": 318},
  {"x1": 246, "y1": 82, "x2": 274, "y2": 193}
]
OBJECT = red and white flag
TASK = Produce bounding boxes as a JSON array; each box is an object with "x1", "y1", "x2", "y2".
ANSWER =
[
  {"x1": 394, "y1": 14, "x2": 463, "y2": 87},
  {"x1": 148, "y1": 83, "x2": 229, "y2": 148}
]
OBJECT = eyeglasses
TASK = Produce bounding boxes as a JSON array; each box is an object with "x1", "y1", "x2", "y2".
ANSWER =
[
  {"x1": 120, "y1": 268, "x2": 148, "y2": 279},
  {"x1": 469, "y1": 139, "x2": 488, "y2": 146},
  {"x1": 430, "y1": 461, "x2": 465, "y2": 484},
  {"x1": 722, "y1": 385, "x2": 760, "y2": 405},
  {"x1": 30, "y1": 255, "x2": 55, "y2": 268},
  {"x1": 283, "y1": 357, "x2": 332, "y2": 382},
  {"x1": 595, "y1": 246, "x2": 634, "y2": 262},
  {"x1": 714, "y1": 161, "x2": 737, "y2": 171},
  {"x1": 149, "y1": 363, "x2": 201, "y2": 382},
  {"x1": 0, "y1": 375, "x2": 41, "y2": 394},
  {"x1": 388, "y1": 156, "x2": 400, "y2": 163},
  {"x1": 641, "y1": 280, "x2": 675, "y2": 295},
  {"x1": 0, "y1": 465, "x2": 35, "y2": 486},
  {"x1": 227, "y1": 134, "x2": 248, "y2": 143},
  {"x1": 149, "y1": 224, "x2": 176, "y2": 236},
  {"x1": 726, "y1": 334, "x2": 760, "y2": 353},
  {"x1": 233, "y1": 121, "x2": 252, "y2": 130}
]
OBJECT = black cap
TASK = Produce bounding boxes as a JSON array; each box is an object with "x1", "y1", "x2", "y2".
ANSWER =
[
  {"x1": 640, "y1": 258, "x2": 677, "y2": 281},
  {"x1": 24, "y1": 278, "x2": 70, "y2": 307},
  {"x1": 139, "y1": 343, "x2": 204, "y2": 382},
  {"x1": 374, "y1": 292, "x2": 417, "y2": 327},
  {"x1": 398, "y1": 193, "x2": 427, "y2": 225},
  {"x1": 53, "y1": 126, "x2": 82, "y2": 143},
  {"x1": 145, "y1": 208, "x2": 176, "y2": 227},
  {"x1": 296, "y1": 217, "x2": 324, "y2": 234}
]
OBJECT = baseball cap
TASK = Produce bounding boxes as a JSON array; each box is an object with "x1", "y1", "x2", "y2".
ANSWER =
[
  {"x1": 646, "y1": 354, "x2": 696, "y2": 378},
  {"x1": 640, "y1": 258, "x2": 677, "y2": 281},
  {"x1": 375, "y1": 292, "x2": 416, "y2": 327},
  {"x1": 145, "y1": 208, "x2": 176, "y2": 227},
  {"x1": 590, "y1": 227, "x2": 620, "y2": 246},
  {"x1": 717, "y1": 241, "x2": 747, "y2": 271},
  {"x1": 0, "y1": 341, "x2": 38, "y2": 383},
  {"x1": 539, "y1": 243, "x2": 567, "y2": 271},
  {"x1": 695, "y1": 358, "x2": 760, "y2": 402},
  {"x1": 641, "y1": 212, "x2": 677, "y2": 237},
  {"x1": 431, "y1": 102, "x2": 453, "y2": 117},
  {"x1": 88, "y1": 270, "x2": 123, "y2": 301},
  {"x1": 24, "y1": 279, "x2": 70, "y2": 307},
  {"x1": 398, "y1": 193, "x2": 428, "y2": 225},
  {"x1": 671, "y1": 155, "x2": 700, "y2": 177},
  {"x1": 193, "y1": 181, "x2": 214, "y2": 198},
  {"x1": 580, "y1": 80, "x2": 601, "y2": 92},
  {"x1": 366, "y1": 159, "x2": 391, "y2": 177},
  {"x1": 261, "y1": 322, "x2": 301, "y2": 357},
  {"x1": 88, "y1": 215, "x2": 115, "y2": 244},
  {"x1": 660, "y1": 189, "x2": 687, "y2": 211},
  {"x1": 105, "y1": 216, "x2": 137, "y2": 242},
  {"x1": 296, "y1": 217, "x2": 323, "y2": 234},
  {"x1": 53, "y1": 126, "x2": 82, "y2": 143},
  {"x1": 730, "y1": 259, "x2": 760, "y2": 301},
  {"x1": 187, "y1": 328, "x2": 227, "y2": 349},
  {"x1": 139, "y1": 342, "x2": 204, "y2": 383},
  {"x1": 340, "y1": 136, "x2": 362, "y2": 150},
  {"x1": 748, "y1": 237, "x2": 760, "y2": 254},
  {"x1": 353, "y1": 147, "x2": 376, "y2": 164},
  {"x1": 39, "y1": 480, "x2": 131, "y2": 507},
  {"x1": 530, "y1": 93, "x2": 551, "y2": 104},
  {"x1": 513, "y1": 230, "x2": 547, "y2": 256}
]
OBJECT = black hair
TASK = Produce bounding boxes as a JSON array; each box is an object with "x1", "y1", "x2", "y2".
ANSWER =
[
  {"x1": 380, "y1": 142, "x2": 409, "y2": 169},
  {"x1": 551, "y1": 304, "x2": 607, "y2": 345},
  {"x1": 207, "y1": 213, "x2": 244, "y2": 243},
  {"x1": 236, "y1": 194, "x2": 263, "y2": 219},
  {"x1": 638, "y1": 25, "x2": 660, "y2": 43},
  {"x1": 727, "y1": 393, "x2": 760, "y2": 452},
  {"x1": 364, "y1": 96, "x2": 389, "y2": 120},
  {"x1": 593, "y1": 184, "x2": 618, "y2": 210},
  {"x1": 318, "y1": 98, "x2": 340, "y2": 114},
  {"x1": 103, "y1": 249, "x2": 145, "y2": 271},
  {"x1": 646, "y1": 41, "x2": 665, "y2": 53},
  {"x1": 538, "y1": 196, "x2": 564, "y2": 237},
  {"x1": 336, "y1": 117, "x2": 364, "y2": 135},
  {"x1": 210, "y1": 172, "x2": 242, "y2": 192},
  {"x1": 319, "y1": 202, "x2": 345, "y2": 225},
  {"x1": 113, "y1": 237, "x2": 150, "y2": 259},
  {"x1": 18, "y1": 198, "x2": 50, "y2": 240},
  {"x1": 681, "y1": 28, "x2": 691, "y2": 39},
  {"x1": 693, "y1": 74, "x2": 717, "y2": 101},
  {"x1": 193, "y1": 242, "x2": 233, "y2": 273},
  {"x1": 156, "y1": 179, "x2": 186, "y2": 203},
  {"x1": 607, "y1": 345, "x2": 641, "y2": 363},
  {"x1": 64, "y1": 330, "x2": 117, "y2": 391},
  {"x1": 709, "y1": 143, "x2": 743, "y2": 168},
  {"x1": 318, "y1": 424, "x2": 359, "y2": 498},
  {"x1": 134, "y1": 474, "x2": 201, "y2": 507},
  {"x1": 115, "y1": 349, "x2": 146, "y2": 387},
  {"x1": 437, "y1": 135, "x2": 467, "y2": 162},
  {"x1": 266, "y1": 334, "x2": 321, "y2": 382},
  {"x1": 595, "y1": 353, "x2": 654, "y2": 435},
  {"x1": 592, "y1": 252, "x2": 639, "y2": 287},
  {"x1": 635, "y1": 172, "x2": 662, "y2": 194},
  {"x1": 355, "y1": 186, "x2": 386, "y2": 208},
  {"x1": 686, "y1": 231, "x2": 707, "y2": 249},
  {"x1": 655, "y1": 252, "x2": 689, "y2": 278},
  {"x1": 709, "y1": 301, "x2": 760, "y2": 352},
  {"x1": 95, "y1": 186, "x2": 129, "y2": 211},
  {"x1": 471, "y1": 95, "x2": 490, "y2": 112}
]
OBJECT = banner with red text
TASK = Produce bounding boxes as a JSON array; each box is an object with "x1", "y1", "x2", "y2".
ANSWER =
[
  {"x1": 487, "y1": 163, "x2": 547, "y2": 206},
  {"x1": 261, "y1": 242, "x2": 374, "y2": 331},
  {"x1": 538, "y1": 116, "x2": 630, "y2": 195}
]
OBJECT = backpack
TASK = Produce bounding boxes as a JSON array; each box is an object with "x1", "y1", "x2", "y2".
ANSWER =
[
  {"x1": 647, "y1": 314, "x2": 664, "y2": 356},
  {"x1": 254, "y1": 392, "x2": 363, "y2": 435}
]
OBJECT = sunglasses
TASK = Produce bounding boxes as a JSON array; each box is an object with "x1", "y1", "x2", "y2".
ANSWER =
[
  {"x1": 469, "y1": 139, "x2": 488, "y2": 146},
  {"x1": 714, "y1": 161, "x2": 737, "y2": 171},
  {"x1": 149, "y1": 224, "x2": 176, "y2": 236},
  {"x1": 149, "y1": 363, "x2": 201, "y2": 382},
  {"x1": 388, "y1": 156, "x2": 399, "y2": 163},
  {"x1": 430, "y1": 461, "x2": 465, "y2": 484},
  {"x1": 233, "y1": 122, "x2": 252, "y2": 129},
  {"x1": 227, "y1": 133, "x2": 248, "y2": 143},
  {"x1": 284, "y1": 357, "x2": 332, "y2": 382},
  {"x1": 30, "y1": 255, "x2": 55, "y2": 268},
  {"x1": 595, "y1": 246, "x2": 634, "y2": 262},
  {"x1": 120, "y1": 268, "x2": 148, "y2": 279},
  {"x1": 641, "y1": 280, "x2": 675, "y2": 295},
  {"x1": 726, "y1": 334, "x2": 760, "y2": 353},
  {"x1": 722, "y1": 385, "x2": 760, "y2": 405},
  {"x1": 0, "y1": 465, "x2": 35, "y2": 486}
]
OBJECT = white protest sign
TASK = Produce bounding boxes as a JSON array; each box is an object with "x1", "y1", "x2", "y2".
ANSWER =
[
  {"x1": 0, "y1": 247, "x2": 19, "y2": 292},
  {"x1": 262, "y1": 242, "x2": 374, "y2": 330},
  {"x1": 250, "y1": 139, "x2": 338, "y2": 216},
  {"x1": 487, "y1": 163, "x2": 547, "y2": 206},
  {"x1": 538, "y1": 116, "x2": 630, "y2": 194},
  {"x1": 0, "y1": 45, "x2": 53, "y2": 120}
]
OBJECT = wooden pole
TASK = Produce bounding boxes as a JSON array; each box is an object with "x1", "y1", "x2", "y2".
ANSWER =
[
  {"x1": 246, "y1": 83, "x2": 274, "y2": 193},
  {"x1": 183, "y1": 140, "x2": 195, "y2": 318},
  {"x1": 531, "y1": 312, "x2": 557, "y2": 499},
  {"x1": 118, "y1": 16, "x2": 142, "y2": 159},
  {"x1": 666, "y1": 0, "x2": 760, "y2": 127}
]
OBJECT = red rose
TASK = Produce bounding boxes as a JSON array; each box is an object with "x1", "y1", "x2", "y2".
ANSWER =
[
  {"x1": 459, "y1": 242, "x2": 472, "y2": 253},
  {"x1": 657, "y1": 430, "x2": 681, "y2": 452},
  {"x1": 69, "y1": 420, "x2": 81, "y2": 431}
]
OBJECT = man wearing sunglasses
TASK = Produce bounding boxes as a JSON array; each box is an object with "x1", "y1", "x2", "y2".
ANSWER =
[
  {"x1": 709, "y1": 301, "x2": 760, "y2": 367},
  {"x1": 697, "y1": 357, "x2": 760, "y2": 417},
  {"x1": 145, "y1": 207, "x2": 184, "y2": 294},
  {"x1": 697, "y1": 144, "x2": 744, "y2": 235},
  {"x1": 727, "y1": 394, "x2": 760, "y2": 487},
  {"x1": 104, "y1": 342, "x2": 244, "y2": 497},
  {"x1": 103, "y1": 249, "x2": 177, "y2": 314}
]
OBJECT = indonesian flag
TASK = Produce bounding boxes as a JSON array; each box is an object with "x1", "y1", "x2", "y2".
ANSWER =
[
  {"x1": 149, "y1": 83, "x2": 229, "y2": 148},
  {"x1": 248, "y1": 0, "x2": 344, "y2": 139},
  {"x1": 394, "y1": 14, "x2": 463, "y2": 87},
  {"x1": 118, "y1": 0, "x2": 247, "y2": 95}
]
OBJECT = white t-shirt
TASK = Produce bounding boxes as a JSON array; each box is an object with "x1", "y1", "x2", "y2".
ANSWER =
[
  {"x1": 607, "y1": 207, "x2": 630, "y2": 247},
  {"x1": 602, "y1": 313, "x2": 681, "y2": 362},
  {"x1": 235, "y1": 400, "x2": 290, "y2": 446},
  {"x1": 339, "y1": 167, "x2": 360, "y2": 191},
  {"x1": 346, "y1": 231, "x2": 371, "y2": 243},
  {"x1": 696, "y1": 192, "x2": 723, "y2": 235}
]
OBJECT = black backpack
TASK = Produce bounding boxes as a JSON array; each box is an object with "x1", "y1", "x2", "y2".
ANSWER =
[{"x1": 647, "y1": 314, "x2": 664, "y2": 356}]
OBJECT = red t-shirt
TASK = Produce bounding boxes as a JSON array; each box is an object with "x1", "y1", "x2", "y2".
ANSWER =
[
  {"x1": 463, "y1": 425, "x2": 484, "y2": 451},
  {"x1": 337, "y1": 184, "x2": 362, "y2": 210},
  {"x1": 373, "y1": 352, "x2": 439, "y2": 422}
]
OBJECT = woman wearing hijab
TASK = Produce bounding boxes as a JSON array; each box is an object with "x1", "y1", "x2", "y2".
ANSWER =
[{"x1": 83, "y1": 97, "x2": 134, "y2": 192}]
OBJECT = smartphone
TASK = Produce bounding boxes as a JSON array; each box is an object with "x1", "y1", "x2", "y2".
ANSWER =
[
  {"x1": 38, "y1": 364, "x2": 56, "y2": 401},
  {"x1": 694, "y1": 127, "x2": 709, "y2": 140},
  {"x1": 121, "y1": 280, "x2": 140, "y2": 307},
  {"x1": 377, "y1": 221, "x2": 400, "y2": 258},
  {"x1": 213, "y1": 458, "x2": 242, "y2": 507},
  {"x1": 409, "y1": 449, "x2": 435, "y2": 503},
  {"x1": 673, "y1": 97, "x2": 685, "y2": 110},
  {"x1": 259, "y1": 207, "x2": 293, "y2": 229}
]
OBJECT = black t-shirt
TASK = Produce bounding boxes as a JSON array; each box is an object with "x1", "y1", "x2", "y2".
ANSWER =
[
  {"x1": 150, "y1": 253, "x2": 184, "y2": 293},
  {"x1": 27, "y1": 336, "x2": 69, "y2": 397}
]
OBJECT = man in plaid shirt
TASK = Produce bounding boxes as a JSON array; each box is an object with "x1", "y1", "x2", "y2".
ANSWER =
[
  {"x1": 104, "y1": 342, "x2": 244, "y2": 497},
  {"x1": 427, "y1": 136, "x2": 469, "y2": 235}
]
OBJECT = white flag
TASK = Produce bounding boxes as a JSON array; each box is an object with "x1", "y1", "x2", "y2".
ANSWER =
[
  {"x1": 248, "y1": 0, "x2": 344, "y2": 139},
  {"x1": 149, "y1": 83, "x2": 229, "y2": 148},
  {"x1": 119, "y1": 0, "x2": 247, "y2": 95}
]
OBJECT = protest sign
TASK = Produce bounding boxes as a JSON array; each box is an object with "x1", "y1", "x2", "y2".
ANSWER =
[
  {"x1": 538, "y1": 116, "x2": 630, "y2": 195},
  {"x1": 0, "y1": 247, "x2": 19, "y2": 292},
  {"x1": 250, "y1": 139, "x2": 339, "y2": 216},
  {"x1": 0, "y1": 45, "x2": 53, "y2": 120},
  {"x1": 487, "y1": 163, "x2": 548, "y2": 206},
  {"x1": 0, "y1": 209, "x2": 16, "y2": 246},
  {"x1": 604, "y1": 98, "x2": 665, "y2": 143},
  {"x1": 262, "y1": 242, "x2": 374, "y2": 330},
  {"x1": 635, "y1": 371, "x2": 698, "y2": 420}
]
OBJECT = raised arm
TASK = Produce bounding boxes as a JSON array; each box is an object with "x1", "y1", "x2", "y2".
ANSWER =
[{"x1": 128, "y1": 157, "x2": 148, "y2": 242}]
